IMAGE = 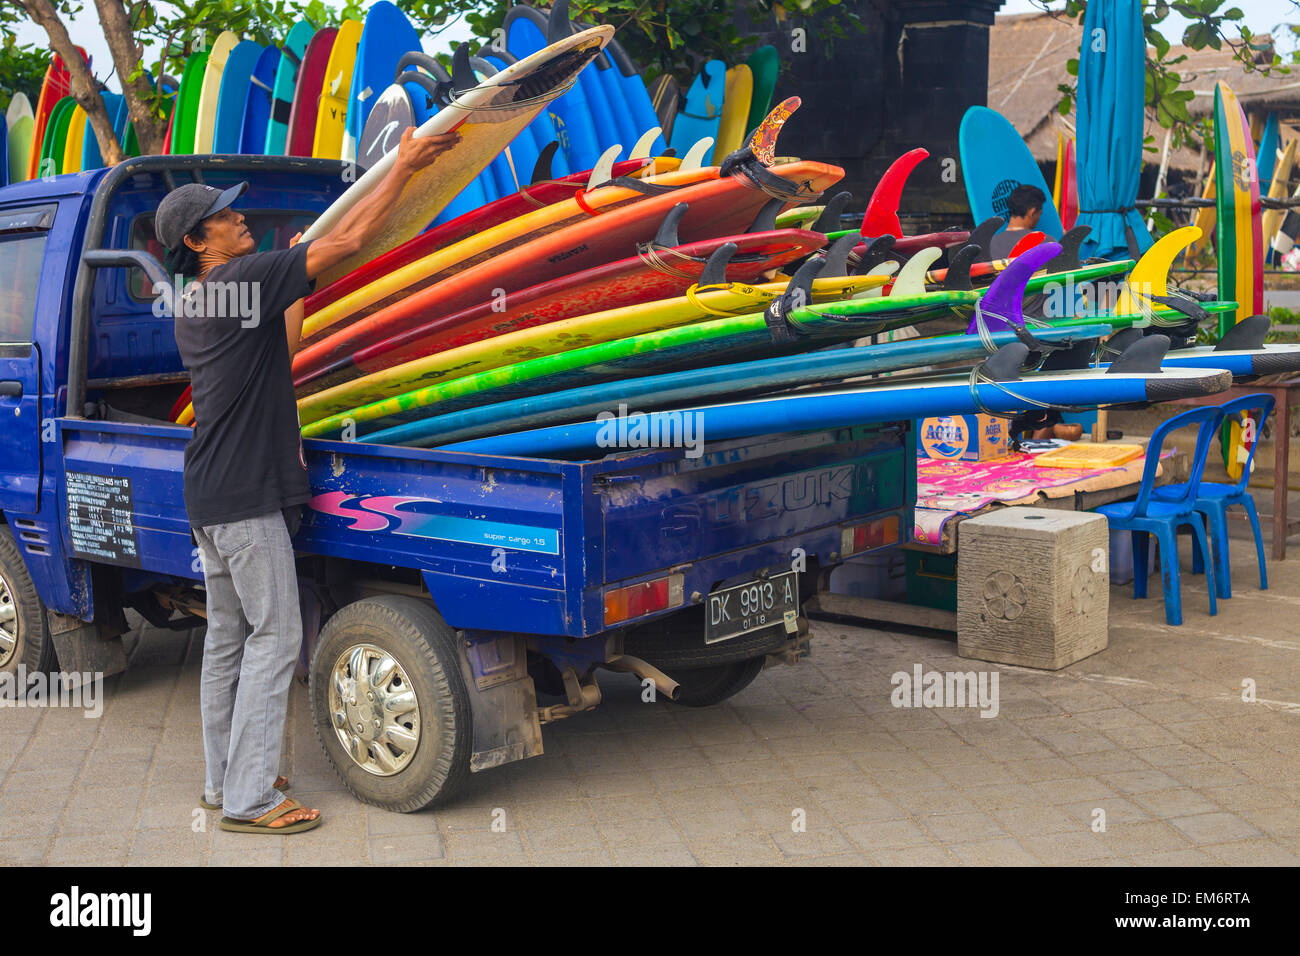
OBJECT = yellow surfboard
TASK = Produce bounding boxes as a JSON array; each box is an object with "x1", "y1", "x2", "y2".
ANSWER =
[
  {"x1": 1187, "y1": 163, "x2": 1215, "y2": 258},
  {"x1": 62, "y1": 105, "x2": 86, "y2": 174},
  {"x1": 1261, "y1": 138, "x2": 1295, "y2": 261},
  {"x1": 312, "y1": 18, "x2": 363, "y2": 160},
  {"x1": 712, "y1": 65, "x2": 753, "y2": 164},
  {"x1": 298, "y1": 273, "x2": 889, "y2": 430},
  {"x1": 193, "y1": 32, "x2": 239, "y2": 153},
  {"x1": 302, "y1": 164, "x2": 721, "y2": 341}
]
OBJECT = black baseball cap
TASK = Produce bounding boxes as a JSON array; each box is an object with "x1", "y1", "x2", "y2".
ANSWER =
[{"x1": 155, "y1": 182, "x2": 249, "y2": 250}]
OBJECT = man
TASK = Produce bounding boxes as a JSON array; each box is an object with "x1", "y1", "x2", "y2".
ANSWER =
[
  {"x1": 158, "y1": 127, "x2": 458, "y2": 834},
  {"x1": 987, "y1": 184, "x2": 1046, "y2": 261}
]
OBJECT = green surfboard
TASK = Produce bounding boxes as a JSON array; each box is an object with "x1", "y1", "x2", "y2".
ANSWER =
[
  {"x1": 744, "y1": 45, "x2": 779, "y2": 140},
  {"x1": 301, "y1": 289, "x2": 979, "y2": 440},
  {"x1": 39, "y1": 96, "x2": 76, "y2": 175},
  {"x1": 171, "y1": 52, "x2": 210, "y2": 154}
]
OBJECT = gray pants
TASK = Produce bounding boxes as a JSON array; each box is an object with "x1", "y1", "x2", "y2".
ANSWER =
[{"x1": 192, "y1": 507, "x2": 302, "y2": 819}]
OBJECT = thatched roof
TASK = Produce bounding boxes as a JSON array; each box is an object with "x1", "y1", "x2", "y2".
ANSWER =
[{"x1": 987, "y1": 11, "x2": 1300, "y2": 173}]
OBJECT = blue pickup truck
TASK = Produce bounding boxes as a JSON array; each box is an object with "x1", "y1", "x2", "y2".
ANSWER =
[{"x1": 0, "y1": 155, "x2": 911, "y2": 810}]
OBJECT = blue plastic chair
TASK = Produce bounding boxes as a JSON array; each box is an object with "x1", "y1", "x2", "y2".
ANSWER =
[
  {"x1": 1153, "y1": 394, "x2": 1274, "y2": 600},
  {"x1": 1094, "y1": 405, "x2": 1225, "y2": 626}
]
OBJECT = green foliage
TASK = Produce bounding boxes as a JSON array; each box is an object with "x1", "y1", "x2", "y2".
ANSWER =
[
  {"x1": 0, "y1": 32, "x2": 49, "y2": 113},
  {"x1": 1037, "y1": 0, "x2": 1290, "y2": 152}
]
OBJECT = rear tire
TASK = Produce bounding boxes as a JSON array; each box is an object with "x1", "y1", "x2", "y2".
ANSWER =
[
  {"x1": 0, "y1": 524, "x2": 56, "y2": 676},
  {"x1": 309, "y1": 595, "x2": 471, "y2": 812},
  {"x1": 665, "y1": 656, "x2": 765, "y2": 707}
]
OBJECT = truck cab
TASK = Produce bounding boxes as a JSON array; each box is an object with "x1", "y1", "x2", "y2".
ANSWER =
[{"x1": 0, "y1": 156, "x2": 912, "y2": 810}]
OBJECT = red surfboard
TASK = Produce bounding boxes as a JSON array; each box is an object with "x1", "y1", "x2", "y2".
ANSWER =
[
  {"x1": 27, "y1": 50, "x2": 86, "y2": 179},
  {"x1": 294, "y1": 228, "x2": 827, "y2": 394},
  {"x1": 285, "y1": 28, "x2": 336, "y2": 157},
  {"x1": 300, "y1": 160, "x2": 839, "y2": 350},
  {"x1": 309, "y1": 157, "x2": 654, "y2": 313}
]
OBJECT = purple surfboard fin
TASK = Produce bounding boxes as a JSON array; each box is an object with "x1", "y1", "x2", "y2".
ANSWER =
[{"x1": 967, "y1": 241, "x2": 1061, "y2": 334}]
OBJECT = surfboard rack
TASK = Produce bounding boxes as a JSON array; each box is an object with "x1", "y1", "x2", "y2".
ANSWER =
[{"x1": 395, "y1": 51, "x2": 451, "y2": 84}]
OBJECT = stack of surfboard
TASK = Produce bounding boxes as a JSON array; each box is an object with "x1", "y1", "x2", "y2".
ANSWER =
[{"x1": 0, "y1": 0, "x2": 774, "y2": 202}]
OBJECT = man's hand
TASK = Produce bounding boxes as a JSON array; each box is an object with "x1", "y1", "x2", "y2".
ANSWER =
[{"x1": 393, "y1": 126, "x2": 460, "y2": 174}]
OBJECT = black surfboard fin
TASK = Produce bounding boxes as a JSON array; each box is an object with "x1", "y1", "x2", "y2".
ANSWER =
[
  {"x1": 942, "y1": 243, "x2": 980, "y2": 292},
  {"x1": 530, "y1": 141, "x2": 560, "y2": 184},
  {"x1": 1096, "y1": 327, "x2": 1145, "y2": 362},
  {"x1": 660, "y1": 147, "x2": 677, "y2": 158},
  {"x1": 818, "y1": 233, "x2": 860, "y2": 279},
  {"x1": 1044, "y1": 224, "x2": 1090, "y2": 273},
  {"x1": 395, "y1": 51, "x2": 451, "y2": 83},
  {"x1": 746, "y1": 197, "x2": 785, "y2": 234},
  {"x1": 1038, "y1": 337, "x2": 1101, "y2": 372},
  {"x1": 698, "y1": 242, "x2": 738, "y2": 287},
  {"x1": 763, "y1": 257, "x2": 821, "y2": 343},
  {"x1": 1106, "y1": 333, "x2": 1170, "y2": 374},
  {"x1": 969, "y1": 216, "x2": 1004, "y2": 258},
  {"x1": 548, "y1": 0, "x2": 572, "y2": 45},
  {"x1": 979, "y1": 343, "x2": 1030, "y2": 382},
  {"x1": 1214, "y1": 313, "x2": 1270, "y2": 351},
  {"x1": 652, "y1": 203, "x2": 689, "y2": 247},
  {"x1": 852, "y1": 234, "x2": 896, "y2": 275},
  {"x1": 451, "y1": 44, "x2": 476, "y2": 94},
  {"x1": 1146, "y1": 292, "x2": 1210, "y2": 323},
  {"x1": 811, "y1": 191, "x2": 851, "y2": 234}
]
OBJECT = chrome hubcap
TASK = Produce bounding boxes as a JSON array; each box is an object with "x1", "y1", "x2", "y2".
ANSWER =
[
  {"x1": 328, "y1": 643, "x2": 420, "y2": 776},
  {"x1": 0, "y1": 571, "x2": 17, "y2": 668}
]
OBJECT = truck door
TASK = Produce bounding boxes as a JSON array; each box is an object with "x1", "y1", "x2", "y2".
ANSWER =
[{"x1": 0, "y1": 204, "x2": 57, "y2": 515}]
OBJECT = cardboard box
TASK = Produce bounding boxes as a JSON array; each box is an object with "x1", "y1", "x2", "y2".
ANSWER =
[{"x1": 917, "y1": 414, "x2": 1010, "y2": 462}]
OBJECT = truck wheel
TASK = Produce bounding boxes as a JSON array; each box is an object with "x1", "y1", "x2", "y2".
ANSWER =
[
  {"x1": 667, "y1": 656, "x2": 765, "y2": 708},
  {"x1": 309, "y1": 595, "x2": 471, "y2": 812},
  {"x1": 0, "y1": 525, "x2": 56, "y2": 676}
]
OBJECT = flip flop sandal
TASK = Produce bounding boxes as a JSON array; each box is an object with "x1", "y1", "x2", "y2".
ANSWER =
[
  {"x1": 199, "y1": 776, "x2": 289, "y2": 811},
  {"x1": 219, "y1": 797, "x2": 322, "y2": 835}
]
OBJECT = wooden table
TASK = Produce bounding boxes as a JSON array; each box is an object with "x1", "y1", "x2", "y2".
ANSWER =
[{"x1": 1170, "y1": 377, "x2": 1300, "y2": 561}]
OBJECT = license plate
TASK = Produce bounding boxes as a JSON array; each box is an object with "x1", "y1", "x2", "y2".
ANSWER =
[{"x1": 704, "y1": 571, "x2": 799, "y2": 645}]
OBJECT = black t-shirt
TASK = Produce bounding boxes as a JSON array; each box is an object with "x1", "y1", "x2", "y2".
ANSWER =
[{"x1": 174, "y1": 243, "x2": 314, "y2": 529}]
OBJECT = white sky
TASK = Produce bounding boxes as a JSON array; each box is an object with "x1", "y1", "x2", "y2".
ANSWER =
[{"x1": 12, "y1": 1, "x2": 1299, "y2": 93}]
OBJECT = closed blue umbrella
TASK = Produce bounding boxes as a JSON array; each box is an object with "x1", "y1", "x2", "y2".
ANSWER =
[{"x1": 1076, "y1": 0, "x2": 1153, "y2": 260}]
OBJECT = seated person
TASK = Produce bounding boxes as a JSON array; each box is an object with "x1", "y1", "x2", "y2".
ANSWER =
[{"x1": 986, "y1": 184, "x2": 1047, "y2": 261}]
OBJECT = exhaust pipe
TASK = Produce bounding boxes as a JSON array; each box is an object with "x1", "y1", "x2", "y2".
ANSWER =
[{"x1": 602, "y1": 654, "x2": 681, "y2": 702}]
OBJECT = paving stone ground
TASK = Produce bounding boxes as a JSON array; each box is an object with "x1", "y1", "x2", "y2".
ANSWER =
[{"x1": 1, "y1": 512, "x2": 1296, "y2": 866}]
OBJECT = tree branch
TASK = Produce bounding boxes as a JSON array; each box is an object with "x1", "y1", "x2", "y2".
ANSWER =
[{"x1": 90, "y1": 0, "x2": 166, "y2": 155}]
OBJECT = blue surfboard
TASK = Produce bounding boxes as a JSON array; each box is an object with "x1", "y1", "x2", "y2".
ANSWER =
[
  {"x1": 365, "y1": 325, "x2": 1113, "y2": 447},
  {"x1": 81, "y1": 92, "x2": 127, "y2": 169},
  {"x1": 606, "y1": 37, "x2": 667, "y2": 155},
  {"x1": 668, "y1": 59, "x2": 726, "y2": 157},
  {"x1": 212, "y1": 41, "x2": 264, "y2": 153},
  {"x1": 238, "y1": 45, "x2": 280, "y2": 154},
  {"x1": 505, "y1": 5, "x2": 602, "y2": 170},
  {"x1": 960, "y1": 105, "x2": 1063, "y2": 238},
  {"x1": 344, "y1": 0, "x2": 422, "y2": 164},
  {"x1": 439, "y1": 348, "x2": 1229, "y2": 459},
  {"x1": 1258, "y1": 112, "x2": 1280, "y2": 192},
  {"x1": 264, "y1": 19, "x2": 316, "y2": 156}
]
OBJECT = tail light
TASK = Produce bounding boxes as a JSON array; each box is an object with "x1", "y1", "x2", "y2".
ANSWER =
[
  {"x1": 604, "y1": 573, "x2": 685, "y2": 627},
  {"x1": 841, "y1": 514, "x2": 901, "y2": 557}
]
